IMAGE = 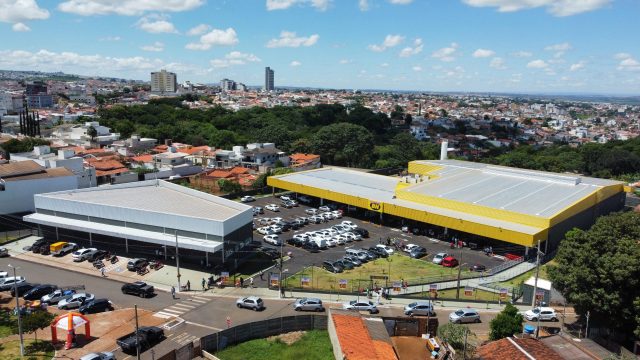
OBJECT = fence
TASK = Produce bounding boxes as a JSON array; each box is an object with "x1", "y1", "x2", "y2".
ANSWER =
[
  {"x1": 200, "y1": 315, "x2": 327, "y2": 354},
  {"x1": 0, "y1": 229, "x2": 39, "y2": 244},
  {"x1": 156, "y1": 342, "x2": 197, "y2": 360},
  {"x1": 488, "y1": 256, "x2": 525, "y2": 276}
]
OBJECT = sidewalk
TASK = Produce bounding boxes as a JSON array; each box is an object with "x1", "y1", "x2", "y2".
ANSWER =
[{"x1": 5, "y1": 236, "x2": 536, "y2": 313}]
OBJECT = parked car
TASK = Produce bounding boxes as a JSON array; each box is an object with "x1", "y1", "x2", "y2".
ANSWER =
[
  {"x1": 52, "y1": 242, "x2": 78, "y2": 257},
  {"x1": 298, "y1": 195, "x2": 312, "y2": 204},
  {"x1": 305, "y1": 208, "x2": 318, "y2": 215},
  {"x1": 0, "y1": 276, "x2": 26, "y2": 291},
  {"x1": 469, "y1": 264, "x2": 487, "y2": 272},
  {"x1": 293, "y1": 297, "x2": 324, "y2": 312},
  {"x1": 80, "y1": 352, "x2": 115, "y2": 360},
  {"x1": 236, "y1": 296, "x2": 265, "y2": 311},
  {"x1": 0, "y1": 247, "x2": 8, "y2": 257},
  {"x1": 280, "y1": 201, "x2": 293, "y2": 209},
  {"x1": 352, "y1": 228, "x2": 369, "y2": 238},
  {"x1": 253, "y1": 206, "x2": 264, "y2": 214},
  {"x1": 341, "y1": 220, "x2": 357, "y2": 229},
  {"x1": 343, "y1": 300, "x2": 379, "y2": 314},
  {"x1": 121, "y1": 281, "x2": 155, "y2": 298},
  {"x1": 116, "y1": 326, "x2": 164, "y2": 353},
  {"x1": 318, "y1": 205, "x2": 331, "y2": 212},
  {"x1": 41, "y1": 289, "x2": 76, "y2": 304},
  {"x1": 403, "y1": 244, "x2": 419, "y2": 253},
  {"x1": 367, "y1": 246, "x2": 388, "y2": 258},
  {"x1": 432, "y1": 252, "x2": 448, "y2": 265},
  {"x1": 127, "y1": 258, "x2": 149, "y2": 271},
  {"x1": 87, "y1": 250, "x2": 109, "y2": 262},
  {"x1": 79, "y1": 298, "x2": 114, "y2": 314},
  {"x1": 30, "y1": 239, "x2": 49, "y2": 253},
  {"x1": 263, "y1": 234, "x2": 281, "y2": 245},
  {"x1": 322, "y1": 261, "x2": 344, "y2": 273},
  {"x1": 72, "y1": 248, "x2": 97, "y2": 262},
  {"x1": 302, "y1": 241, "x2": 321, "y2": 253},
  {"x1": 241, "y1": 196, "x2": 256, "y2": 203},
  {"x1": 442, "y1": 256, "x2": 459, "y2": 267},
  {"x1": 375, "y1": 244, "x2": 394, "y2": 255},
  {"x1": 343, "y1": 255, "x2": 362, "y2": 266},
  {"x1": 0, "y1": 271, "x2": 8, "y2": 279},
  {"x1": 334, "y1": 259, "x2": 355, "y2": 270},
  {"x1": 265, "y1": 204, "x2": 280, "y2": 212},
  {"x1": 58, "y1": 293, "x2": 95, "y2": 309},
  {"x1": 23, "y1": 284, "x2": 58, "y2": 300},
  {"x1": 525, "y1": 307, "x2": 558, "y2": 322},
  {"x1": 11, "y1": 282, "x2": 37, "y2": 297},
  {"x1": 279, "y1": 195, "x2": 292, "y2": 202},
  {"x1": 449, "y1": 308, "x2": 481, "y2": 324},
  {"x1": 409, "y1": 247, "x2": 428, "y2": 259},
  {"x1": 404, "y1": 301, "x2": 435, "y2": 316}
]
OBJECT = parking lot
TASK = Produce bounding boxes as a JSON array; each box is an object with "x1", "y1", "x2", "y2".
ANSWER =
[{"x1": 247, "y1": 194, "x2": 506, "y2": 280}]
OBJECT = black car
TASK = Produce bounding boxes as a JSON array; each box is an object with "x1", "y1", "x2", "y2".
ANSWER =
[
  {"x1": 286, "y1": 238, "x2": 303, "y2": 247},
  {"x1": 127, "y1": 258, "x2": 149, "y2": 271},
  {"x1": 409, "y1": 247, "x2": 428, "y2": 259},
  {"x1": 322, "y1": 261, "x2": 344, "y2": 273},
  {"x1": 469, "y1": 264, "x2": 487, "y2": 272},
  {"x1": 87, "y1": 250, "x2": 109, "y2": 262},
  {"x1": 368, "y1": 247, "x2": 389, "y2": 258},
  {"x1": 79, "y1": 298, "x2": 114, "y2": 314},
  {"x1": 352, "y1": 228, "x2": 369, "y2": 238},
  {"x1": 334, "y1": 259, "x2": 355, "y2": 270},
  {"x1": 116, "y1": 326, "x2": 164, "y2": 353},
  {"x1": 121, "y1": 281, "x2": 155, "y2": 298},
  {"x1": 29, "y1": 239, "x2": 49, "y2": 253},
  {"x1": 302, "y1": 242, "x2": 320, "y2": 253},
  {"x1": 11, "y1": 282, "x2": 38, "y2": 297},
  {"x1": 363, "y1": 250, "x2": 379, "y2": 260},
  {"x1": 23, "y1": 284, "x2": 58, "y2": 300}
]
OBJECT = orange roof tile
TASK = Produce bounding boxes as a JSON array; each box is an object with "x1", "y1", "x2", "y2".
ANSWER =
[
  {"x1": 181, "y1": 146, "x2": 211, "y2": 155},
  {"x1": 332, "y1": 314, "x2": 397, "y2": 360},
  {"x1": 477, "y1": 337, "x2": 563, "y2": 360},
  {"x1": 131, "y1": 154, "x2": 153, "y2": 163},
  {"x1": 90, "y1": 160, "x2": 126, "y2": 171},
  {"x1": 95, "y1": 168, "x2": 129, "y2": 177},
  {"x1": 290, "y1": 153, "x2": 320, "y2": 162},
  {"x1": 230, "y1": 167, "x2": 249, "y2": 175},
  {"x1": 372, "y1": 340, "x2": 397, "y2": 360},
  {"x1": 207, "y1": 169, "x2": 233, "y2": 178}
]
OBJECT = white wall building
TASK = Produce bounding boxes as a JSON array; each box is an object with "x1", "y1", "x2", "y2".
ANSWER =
[{"x1": 151, "y1": 69, "x2": 177, "y2": 93}]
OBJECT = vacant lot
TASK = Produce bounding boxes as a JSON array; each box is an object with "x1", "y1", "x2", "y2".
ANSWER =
[{"x1": 215, "y1": 330, "x2": 333, "y2": 360}]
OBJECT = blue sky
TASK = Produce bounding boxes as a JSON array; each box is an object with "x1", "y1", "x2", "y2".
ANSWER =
[{"x1": 0, "y1": 0, "x2": 639, "y2": 94}]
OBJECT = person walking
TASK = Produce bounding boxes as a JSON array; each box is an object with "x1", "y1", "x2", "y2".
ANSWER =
[
  {"x1": 249, "y1": 277, "x2": 254, "y2": 288},
  {"x1": 100, "y1": 267, "x2": 106, "y2": 277},
  {"x1": 186, "y1": 280, "x2": 191, "y2": 291},
  {"x1": 202, "y1": 278, "x2": 206, "y2": 291},
  {"x1": 259, "y1": 270, "x2": 264, "y2": 281},
  {"x1": 240, "y1": 277, "x2": 244, "y2": 288},
  {"x1": 171, "y1": 286, "x2": 176, "y2": 299}
]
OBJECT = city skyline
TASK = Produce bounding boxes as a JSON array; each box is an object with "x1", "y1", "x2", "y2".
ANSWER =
[{"x1": 0, "y1": 0, "x2": 638, "y2": 94}]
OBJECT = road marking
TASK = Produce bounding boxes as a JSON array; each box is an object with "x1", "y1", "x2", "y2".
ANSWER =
[
  {"x1": 185, "y1": 321, "x2": 222, "y2": 331},
  {"x1": 153, "y1": 312, "x2": 175, "y2": 319},
  {"x1": 162, "y1": 308, "x2": 184, "y2": 315},
  {"x1": 170, "y1": 303, "x2": 195, "y2": 310}
]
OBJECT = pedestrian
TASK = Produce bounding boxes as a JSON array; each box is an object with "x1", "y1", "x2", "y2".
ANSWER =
[
  {"x1": 100, "y1": 267, "x2": 106, "y2": 277},
  {"x1": 186, "y1": 280, "x2": 191, "y2": 291},
  {"x1": 250, "y1": 277, "x2": 254, "y2": 288},
  {"x1": 376, "y1": 290, "x2": 381, "y2": 305},
  {"x1": 259, "y1": 270, "x2": 264, "y2": 280},
  {"x1": 280, "y1": 286, "x2": 285, "y2": 298},
  {"x1": 240, "y1": 277, "x2": 244, "y2": 288},
  {"x1": 202, "y1": 278, "x2": 206, "y2": 291},
  {"x1": 171, "y1": 286, "x2": 176, "y2": 299},
  {"x1": 379, "y1": 237, "x2": 382, "y2": 244}
]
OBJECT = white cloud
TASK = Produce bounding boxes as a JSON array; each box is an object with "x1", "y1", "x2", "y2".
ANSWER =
[
  {"x1": 473, "y1": 48, "x2": 495, "y2": 58},
  {"x1": 266, "y1": 0, "x2": 331, "y2": 11},
  {"x1": 527, "y1": 59, "x2": 548, "y2": 68},
  {"x1": 266, "y1": 31, "x2": 319, "y2": 48},
  {"x1": 136, "y1": 14, "x2": 178, "y2": 34},
  {"x1": 412, "y1": 66, "x2": 422, "y2": 72},
  {"x1": 58, "y1": 0, "x2": 204, "y2": 16},
  {"x1": 399, "y1": 38, "x2": 423, "y2": 57},
  {"x1": 210, "y1": 51, "x2": 261, "y2": 68},
  {"x1": 432, "y1": 42, "x2": 459, "y2": 62},
  {"x1": 187, "y1": 24, "x2": 210, "y2": 36},
  {"x1": 461, "y1": 0, "x2": 610, "y2": 17},
  {"x1": 490, "y1": 57, "x2": 506, "y2": 69},
  {"x1": 141, "y1": 41, "x2": 164, "y2": 52},
  {"x1": 512, "y1": 51, "x2": 533, "y2": 57},
  {"x1": 544, "y1": 42, "x2": 572, "y2": 52},
  {"x1": 569, "y1": 61, "x2": 586, "y2": 71},
  {"x1": 290, "y1": 60, "x2": 302, "y2": 66},
  {"x1": 186, "y1": 27, "x2": 239, "y2": 50},
  {"x1": 359, "y1": 0, "x2": 369, "y2": 11},
  {"x1": 339, "y1": 59, "x2": 352, "y2": 64},
  {"x1": 99, "y1": 36, "x2": 121, "y2": 41},
  {"x1": 12, "y1": 22, "x2": 31, "y2": 32},
  {"x1": 380, "y1": 63, "x2": 389, "y2": 67},
  {"x1": 389, "y1": 0, "x2": 413, "y2": 4},
  {"x1": 614, "y1": 53, "x2": 632, "y2": 60},
  {"x1": 0, "y1": 0, "x2": 49, "y2": 24},
  {"x1": 617, "y1": 57, "x2": 640, "y2": 71},
  {"x1": 368, "y1": 34, "x2": 404, "y2": 52}
]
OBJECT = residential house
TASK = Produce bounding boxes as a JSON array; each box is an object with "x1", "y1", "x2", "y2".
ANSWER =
[
  {"x1": 9, "y1": 145, "x2": 96, "y2": 188},
  {"x1": 289, "y1": 153, "x2": 321, "y2": 171},
  {"x1": 51, "y1": 121, "x2": 120, "y2": 146},
  {"x1": 109, "y1": 135, "x2": 157, "y2": 156}
]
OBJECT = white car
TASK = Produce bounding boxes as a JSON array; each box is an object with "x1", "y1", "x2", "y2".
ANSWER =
[
  {"x1": 0, "y1": 271, "x2": 8, "y2": 278},
  {"x1": 342, "y1": 300, "x2": 379, "y2": 314},
  {"x1": 345, "y1": 232, "x2": 361, "y2": 241},
  {"x1": 265, "y1": 204, "x2": 280, "y2": 212},
  {"x1": 318, "y1": 206, "x2": 331, "y2": 212},
  {"x1": 257, "y1": 227, "x2": 273, "y2": 235},
  {"x1": 58, "y1": 293, "x2": 94, "y2": 310},
  {"x1": 80, "y1": 352, "x2": 115, "y2": 360},
  {"x1": 310, "y1": 215, "x2": 325, "y2": 223},
  {"x1": 72, "y1": 248, "x2": 97, "y2": 262},
  {"x1": 334, "y1": 234, "x2": 348, "y2": 245},
  {"x1": 240, "y1": 196, "x2": 255, "y2": 203},
  {"x1": 376, "y1": 244, "x2": 394, "y2": 255},
  {"x1": 305, "y1": 208, "x2": 319, "y2": 215},
  {"x1": 280, "y1": 195, "x2": 292, "y2": 202},
  {"x1": 293, "y1": 234, "x2": 309, "y2": 242},
  {"x1": 263, "y1": 234, "x2": 281, "y2": 245},
  {"x1": 322, "y1": 213, "x2": 334, "y2": 221},
  {"x1": 432, "y1": 252, "x2": 448, "y2": 265},
  {"x1": 341, "y1": 221, "x2": 357, "y2": 229},
  {"x1": 331, "y1": 210, "x2": 342, "y2": 219},
  {"x1": 0, "y1": 276, "x2": 25, "y2": 291},
  {"x1": 268, "y1": 225, "x2": 283, "y2": 234},
  {"x1": 332, "y1": 225, "x2": 347, "y2": 233},
  {"x1": 525, "y1": 307, "x2": 558, "y2": 322},
  {"x1": 403, "y1": 244, "x2": 419, "y2": 253},
  {"x1": 270, "y1": 217, "x2": 284, "y2": 224}
]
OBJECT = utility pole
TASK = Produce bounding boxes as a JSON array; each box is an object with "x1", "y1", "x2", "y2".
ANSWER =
[
  {"x1": 279, "y1": 239, "x2": 284, "y2": 298},
  {"x1": 175, "y1": 231, "x2": 181, "y2": 291},
  {"x1": 531, "y1": 240, "x2": 542, "y2": 308},
  {"x1": 456, "y1": 244, "x2": 464, "y2": 300},
  {"x1": 9, "y1": 265, "x2": 24, "y2": 357},
  {"x1": 135, "y1": 304, "x2": 141, "y2": 360}
]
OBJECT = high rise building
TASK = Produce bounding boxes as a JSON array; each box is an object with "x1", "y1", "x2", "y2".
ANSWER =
[
  {"x1": 220, "y1": 78, "x2": 237, "y2": 92},
  {"x1": 264, "y1": 67, "x2": 274, "y2": 91},
  {"x1": 150, "y1": 69, "x2": 177, "y2": 93}
]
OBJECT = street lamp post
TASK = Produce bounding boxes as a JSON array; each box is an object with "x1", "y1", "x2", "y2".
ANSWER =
[
  {"x1": 174, "y1": 231, "x2": 181, "y2": 291},
  {"x1": 456, "y1": 262, "x2": 468, "y2": 300},
  {"x1": 279, "y1": 239, "x2": 284, "y2": 298},
  {"x1": 8, "y1": 264, "x2": 24, "y2": 357}
]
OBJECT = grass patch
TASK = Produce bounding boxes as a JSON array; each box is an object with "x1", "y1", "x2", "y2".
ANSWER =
[
  {"x1": 0, "y1": 339, "x2": 55, "y2": 360},
  {"x1": 285, "y1": 254, "x2": 473, "y2": 291},
  {"x1": 0, "y1": 325, "x2": 14, "y2": 338},
  {"x1": 416, "y1": 288, "x2": 505, "y2": 302},
  {"x1": 216, "y1": 330, "x2": 333, "y2": 360}
]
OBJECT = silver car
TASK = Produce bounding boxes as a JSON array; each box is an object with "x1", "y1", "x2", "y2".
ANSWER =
[
  {"x1": 79, "y1": 352, "x2": 115, "y2": 360},
  {"x1": 343, "y1": 300, "x2": 379, "y2": 314},
  {"x1": 404, "y1": 301, "x2": 435, "y2": 317},
  {"x1": 236, "y1": 296, "x2": 265, "y2": 311},
  {"x1": 449, "y1": 308, "x2": 481, "y2": 324},
  {"x1": 293, "y1": 298, "x2": 325, "y2": 312},
  {"x1": 58, "y1": 293, "x2": 95, "y2": 310}
]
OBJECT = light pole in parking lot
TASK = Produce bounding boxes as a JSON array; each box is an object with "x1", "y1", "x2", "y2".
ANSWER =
[
  {"x1": 8, "y1": 264, "x2": 24, "y2": 357},
  {"x1": 279, "y1": 239, "x2": 284, "y2": 298},
  {"x1": 174, "y1": 231, "x2": 181, "y2": 291}
]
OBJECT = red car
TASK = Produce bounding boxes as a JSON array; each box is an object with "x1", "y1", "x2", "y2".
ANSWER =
[{"x1": 442, "y1": 256, "x2": 459, "y2": 267}]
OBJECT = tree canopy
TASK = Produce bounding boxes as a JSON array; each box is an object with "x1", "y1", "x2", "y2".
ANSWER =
[
  {"x1": 489, "y1": 303, "x2": 523, "y2": 340},
  {"x1": 549, "y1": 211, "x2": 640, "y2": 339}
]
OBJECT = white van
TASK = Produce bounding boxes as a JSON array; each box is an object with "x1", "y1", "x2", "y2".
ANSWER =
[{"x1": 313, "y1": 238, "x2": 328, "y2": 249}]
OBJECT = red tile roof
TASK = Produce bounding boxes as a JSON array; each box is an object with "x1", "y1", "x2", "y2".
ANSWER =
[
  {"x1": 90, "y1": 160, "x2": 126, "y2": 171},
  {"x1": 332, "y1": 314, "x2": 398, "y2": 360},
  {"x1": 95, "y1": 167, "x2": 130, "y2": 177},
  {"x1": 207, "y1": 169, "x2": 233, "y2": 178},
  {"x1": 477, "y1": 337, "x2": 564, "y2": 360},
  {"x1": 230, "y1": 166, "x2": 250, "y2": 175},
  {"x1": 131, "y1": 154, "x2": 153, "y2": 163},
  {"x1": 181, "y1": 146, "x2": 211, "y2": 155},
  {"x1": 290, "y1": 153, "x2": 320, "y2": 164}
]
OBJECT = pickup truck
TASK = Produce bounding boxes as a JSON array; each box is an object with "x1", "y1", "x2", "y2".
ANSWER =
[
  {"x1": 116, "y1": 326, "x2": 164, "y2": 353},
  {"x1": 121, "y1": 281, "x2": 155, "y2": 298}
]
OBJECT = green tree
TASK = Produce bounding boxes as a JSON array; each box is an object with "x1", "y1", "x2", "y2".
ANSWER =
[
  {"x1": 17, "y1": 310, "x2": 55, "y2": 342},
  {"x1": 86, "y1": 126, "x2": 98, "y2": 141},
  {"x1": 217, "y1": 179, "x2": 242, "y2": 194},
  {"x1": 549, "y1": 211, "x2": 640, "y2": 339},
  {"x1": 489, "y1": 303, "x2": 523, "y2": 340},
  {"x1": 310, "y1": 123, "x2": 374, "y2": 167},
  {"x1": 437, "y1": 323, "x2": 476, "y2": 358}
]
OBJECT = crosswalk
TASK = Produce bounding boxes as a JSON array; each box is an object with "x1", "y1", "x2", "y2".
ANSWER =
[{"x1": 154, "y1": 295, "x2": 209, "y2": 319}]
